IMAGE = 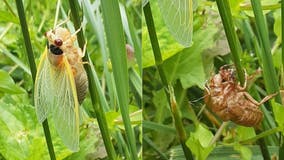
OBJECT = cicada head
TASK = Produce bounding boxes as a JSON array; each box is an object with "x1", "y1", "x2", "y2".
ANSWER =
[
  {"x1": 45, "y1": 27, "x2": 75, "y2": 66},
  {"x1": 219, "y1": 65, "x2": 236, "y2": 83}
]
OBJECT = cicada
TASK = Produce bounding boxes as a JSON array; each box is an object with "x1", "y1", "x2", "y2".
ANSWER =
[
  {"x1": 205, "y1": 65, "x2": 276, "y2": 127},
  {"x1": 34, "y1": 26, "x2": 88, "y2": 151}
]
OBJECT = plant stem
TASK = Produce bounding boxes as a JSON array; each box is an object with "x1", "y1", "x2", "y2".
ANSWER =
[
  {"x1": 143, "y1": 2, "x2": 194, "y2": 160},
  {"x1": 215, "y1": 0, "x2": 245, "y2": 86},
  {"x1": 15, "y1": 0, "x2": 56, "y2": 159},
  {"x1": 250, "y1": 1, "x2": 283, "y2": 159},
  {"x1": 250, "y1": 0, "x2": 281, "y2": 100},
  {"x1": 282, "y1": 0, "x2": 284, "y2": 87},
  {"x1": 68, "y1": 1, "x2": 116, "y2": 159},
  {"x1": 143, "y1": 136, "x2": 169, "y2": 160},
  {"x1": 99, "y1": 0, "x2": 139, "y2": 159},
  {"x1": 239, "y1": 126, "x2": 282, "y2": 144},
  {"x1": 210, "y1": 122, "x2": 229, "y2": 145},
  {"x1": 217, "y1": 1, "x2": 272, "y2": 159}
]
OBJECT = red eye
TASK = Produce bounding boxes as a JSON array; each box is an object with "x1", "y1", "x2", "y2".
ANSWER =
[{"x1": 54, "y1": 39, "x2": 63, "y2": 46}]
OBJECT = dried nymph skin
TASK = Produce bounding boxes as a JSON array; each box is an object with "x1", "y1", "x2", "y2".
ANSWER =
[{"x1": 205, "y1": 66, "x2": 276, "y2": 127}]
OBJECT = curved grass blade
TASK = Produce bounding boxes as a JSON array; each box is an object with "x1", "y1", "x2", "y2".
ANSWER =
[{"x1": 158, "y1": 0, "x2": 193, "y2": 47}]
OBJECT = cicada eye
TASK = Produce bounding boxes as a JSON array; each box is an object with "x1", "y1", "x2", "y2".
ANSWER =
[
  {"x1": 49, "y1": 44, "x2": 63, "y2": 55},
  {"x1": 54, "y1": 39, "x2": 63, "y2": 46}
]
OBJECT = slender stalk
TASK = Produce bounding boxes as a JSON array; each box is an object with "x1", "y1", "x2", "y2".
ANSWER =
[
  {"x1": 143, "y1": 136, "x2": 168, "y2": 160},
  {"x1": 68, "y1": 1, "x2": 116, "y2": 159},
  {"x1": 216, "y1": 1, "x2": 272, "y2": 159},
  {"x1": 282, "y1": 0, "x2": 284, "y2": 86},
  {"x1": 250, "y1": 0, "x2": 281, "y2": 100},
  {"x1": 143, "y1": 2, "x2": 194, "y2": 160},
  {"x1": 209, "y1": 122, "x2": 229, "y2": 145},
  {"x1": 240, "y1": 3, "x2": 281, "y2": 11},
  {"x1": 239, "y1": 126, "x2": 282, "y2": 144},
  {"x1": 215, "y1": 0, "x2": 245, "y2": 85},
  {"x1": 15, "y1": 0, "x2": 56, "y2": 159},
  {"x1": 250, "y1": 1, "x2": 283, "y2": 159},
  {"x1": 99, "y1": 0, "x2": 138, "y2": 159}
]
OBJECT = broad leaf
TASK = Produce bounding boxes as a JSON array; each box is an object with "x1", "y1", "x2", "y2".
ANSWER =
[
  {"x1": 0, "y1": 70, "x2": 25, "y2": 94},
  {"x1": 186, "y1": 124, "x2": 215, "y2": 160},
  {"x1": 163, "y1": 27, "x2": 218, "y2": 89}
]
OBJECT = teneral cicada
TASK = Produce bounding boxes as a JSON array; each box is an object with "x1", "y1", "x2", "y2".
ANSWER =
[{"x1": 34, "y1": 26, "x2": 88, "y2": 151}]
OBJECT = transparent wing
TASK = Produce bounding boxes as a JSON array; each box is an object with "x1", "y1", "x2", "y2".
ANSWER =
[
  {"x1": 34, "y1": 48, "x2": 54, "y2": 122},
  {"x1": 158, "y1": 0, "x2": 193, "y2": 47},
  {"x1": 52, "y1": 56, "x2": 80, "y2": 151}
]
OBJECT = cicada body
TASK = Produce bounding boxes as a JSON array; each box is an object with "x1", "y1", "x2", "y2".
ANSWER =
[
  {"x1": 34, "y1": 27, "x2": 88, "y2": 151},
  {"x1": 227, "y1": 91, "x2": 263, "y2": 127},
  {"x1": 205, "y1": 66, "x2": 274, "y2": 127}
]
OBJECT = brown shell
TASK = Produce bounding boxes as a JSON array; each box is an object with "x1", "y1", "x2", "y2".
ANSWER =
[{"x1": 205, "y1": 66, "x2": 263, "y2": 127}]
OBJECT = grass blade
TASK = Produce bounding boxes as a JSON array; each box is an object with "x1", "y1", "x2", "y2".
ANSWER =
[
  {"x1": 100, "y1": 0, "x2": 139, "y2": 159},
  {"x1": 143, "y1": 2, "x2": 194, "y2": 160},
  {"x1": 68, "y1": 0, "x2": 117, "y2": 159},
  {"x1": 250, "y1": 0, "x2": 281, "y2": 99},
  {"x1": 15, "y1": 0, "x2": 55, "y2": 159},
  {"x1": 215, "y1": 0, "x2": 245, "y2": 85}
]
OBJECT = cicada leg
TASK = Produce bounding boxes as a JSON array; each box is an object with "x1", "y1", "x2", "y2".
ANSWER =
[
  {"x1": 54, "y1": 11, "x2": 71, "y2": 29},
  {"x1": 243, "y1": 92, "x2": 278, "y2": 106}
]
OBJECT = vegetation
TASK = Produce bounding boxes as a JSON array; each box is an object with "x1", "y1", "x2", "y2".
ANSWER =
[
  {"x1": 143, "y1": 0, "x2": 284, "y2": 160},
  {"x1": 0, "y1": 0, "x2": 141, "y2": 159},
  {"x1": 1, "y1": 0, "x2": 284, "y2": 159}
]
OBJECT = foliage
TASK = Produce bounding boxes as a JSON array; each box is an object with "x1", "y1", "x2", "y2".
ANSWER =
[
  {"x1": 143, "y1": 0, "x2": 283, "y2": 159},
  {"x1": 0, "y1": 0, "x2": 141, "y2": 159}
]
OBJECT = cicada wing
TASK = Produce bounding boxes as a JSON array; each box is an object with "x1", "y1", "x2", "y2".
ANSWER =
[
  {"x1": 52, "y1": 57, "x2": 80, "y2": 151},
  {"x1": 34, "y1": 48, "x2": 55, "y2": 123}
]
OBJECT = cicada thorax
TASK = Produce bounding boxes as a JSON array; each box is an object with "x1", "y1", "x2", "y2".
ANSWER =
[
  {"x1": 45, "y1": 27, "x2": 88, "y2": 104},
  {"x1": 205, "y1": 69, "x2": 237, "y2": 121}
]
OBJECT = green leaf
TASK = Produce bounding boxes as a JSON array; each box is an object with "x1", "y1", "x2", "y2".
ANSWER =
[
  {"x1": 273, "y1": 9, "x2": 281, "y2": 46},
  {"x1": 186, "y1": 124, "x2": 215, "y2": 160},
  {"x1": 0, "y1": 96, "x2": 44, "y2": 159},
  {"x1": 157, "y1": 0, "x2": 193, "y2": 47},
  {"x1": 242, "y1": 0, "x2": 280, "y2": 16},
  {"x1": 152, "y1": 89, "x2": 171, "y2": 123},
  {"x1": 163, "y1": 27, "x2": 218, "y2": 89},
  {"x1": 235, "y1": 126, "x2": 256, "y2": 141},
  {"x1": 271, "y1": 100, "x2": 284, "y2": 128},
  {"x1": 0, "y1": 10, "x2": 19, "y2": 24},
  {"x1": 234, "y1": 144, "x2": 252, "y2": 160},
  {"x1": 0, "y1": 70, "x2": 25, "y2": 94},
  {"x1": 106, "y1": 106, "x2": 142, "y2": 130},
  {"x1": 228, "y1": 0, "x2": 245, "y2": 15}
]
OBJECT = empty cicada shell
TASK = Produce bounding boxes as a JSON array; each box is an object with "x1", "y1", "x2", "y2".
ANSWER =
[{"x1": 205, "y1": 65, "x2": 276, "y2": 127}]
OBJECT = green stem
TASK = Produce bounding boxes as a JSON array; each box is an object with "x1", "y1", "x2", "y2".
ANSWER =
[
  {"x1": 250, "y1": 0, "x2": 281, "y2": 99},
  {"x1": 216, "y1": 0, "x2": 245, "y2": 85},
  {"x1": 240, "y1": 3, "x2": 281, "y2": 11},
  {"x1": 68, "y1": 1, "x2": 116, "y2": 159},
  {"x1": 143, "y1": 2, "x2": 194, "y2": 160},
  {"x1": 143, "y1": 136, "x2": 168, "y2": 160},
  {"x1": 217, "y1": 1, "x2": 272, "y2": 159},
  {"x1": 282, "y1": 0, "x2": 284, "y2": 88},
  {"x1": 239, "y1": 126, "x2": 282, "y2": 144},
  {"x1": 15, "y1": 0, "x2": 56, "y2": 159},
  {"x1": 250, "y1": 1, "x2": 283, "y2": 159},
  {"x1": 99, "y1": 0, "x2": 138, "y2": 159}
]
